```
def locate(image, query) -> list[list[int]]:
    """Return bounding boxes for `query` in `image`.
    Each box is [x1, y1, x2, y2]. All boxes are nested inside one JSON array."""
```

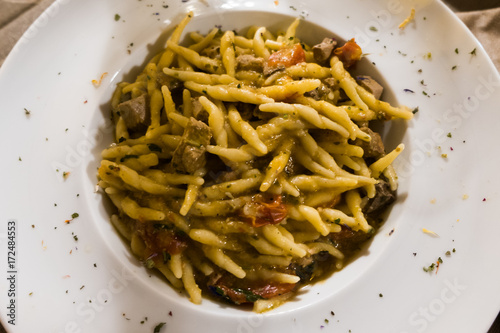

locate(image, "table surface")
[[0, 0, 499, 332]]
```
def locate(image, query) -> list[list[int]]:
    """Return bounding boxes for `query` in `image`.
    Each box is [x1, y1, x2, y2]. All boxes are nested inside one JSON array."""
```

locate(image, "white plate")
[[1, 0, 499, 332]]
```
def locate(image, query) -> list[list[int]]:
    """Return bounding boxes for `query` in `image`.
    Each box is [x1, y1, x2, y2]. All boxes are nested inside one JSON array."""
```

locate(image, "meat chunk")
[[117, 94, 150, 130], [363, 179, 396, 215], [236, 54, 265, 72], [305, 82, 334, 101], [312, 38, 337, 63], [356, 75, 384, 100], [156, 71, 182, 91], [190, 97, 209, 122], [355, 127, 385, 158], [201, 45, 221, 59], [328, 225, 372, 255], [171, 117, 212, 174]]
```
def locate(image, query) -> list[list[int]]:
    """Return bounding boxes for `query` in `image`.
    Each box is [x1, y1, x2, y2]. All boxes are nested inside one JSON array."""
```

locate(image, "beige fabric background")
[[0, 0, 498, 332]]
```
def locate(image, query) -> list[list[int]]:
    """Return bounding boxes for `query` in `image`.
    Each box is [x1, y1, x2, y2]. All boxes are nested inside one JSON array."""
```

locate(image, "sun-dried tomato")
[[334, 38, 362, 67]]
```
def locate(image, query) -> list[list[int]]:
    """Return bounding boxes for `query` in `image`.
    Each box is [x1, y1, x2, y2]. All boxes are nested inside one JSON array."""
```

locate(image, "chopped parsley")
[[470, 48, 477, 55], [233, 288, 263, 302], [120, 155, 139, 162], [147, 143, 162, 152], [447, 132, 452, 138], [71, 213, 79, 219], [452, 65, 457, 70], [369, 26, 378, 32], [114, 14, 121, 21], [154, 322, 166, 333], [423, 263, 436, 272]]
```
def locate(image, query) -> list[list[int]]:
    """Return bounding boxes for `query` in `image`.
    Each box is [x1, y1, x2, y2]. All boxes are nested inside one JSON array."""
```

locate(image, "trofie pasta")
[[98, 12, 413, 312]]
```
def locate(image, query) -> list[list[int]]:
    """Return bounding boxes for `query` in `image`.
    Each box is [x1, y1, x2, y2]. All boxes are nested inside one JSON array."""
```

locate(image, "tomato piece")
[[334, 38, 362, 67], [136, 222, 188, 261], [240, 195, 287, 227], [267, 43, 306, 69], [209, 273, 296, 304]]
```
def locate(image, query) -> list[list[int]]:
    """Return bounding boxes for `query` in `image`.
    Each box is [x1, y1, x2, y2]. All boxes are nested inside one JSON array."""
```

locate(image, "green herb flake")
[[423, 263, 436, 272], [455, 48, 459, 54], [369, 26, 378, 32], [154, 322, 166, 333], [120, 154, 139, 162], [145, 259, 155, 269], [148, 143, 162, 152], [233, 288, 262, 302], [437, 257, 443, 264], [71, 213, 79, 219], [379, 293, 383, 297], [114, 14, 121, 21], [445, 250, 451, 256], [162, 250, 170, 263], [447, 132, 452, 138], [73, 235, 78, 241], [470, 48, 477, 56], [452, 65, 457, 70], [24, 108, 31, 116], [412, 107, 419, 114], [237, 83, 242, 88], [214, 286, 225, 296], [453, 248, 456, 253]]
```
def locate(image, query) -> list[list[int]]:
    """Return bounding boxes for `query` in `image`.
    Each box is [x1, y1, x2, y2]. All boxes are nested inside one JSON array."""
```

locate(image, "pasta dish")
[[97, 12, 412, 312]]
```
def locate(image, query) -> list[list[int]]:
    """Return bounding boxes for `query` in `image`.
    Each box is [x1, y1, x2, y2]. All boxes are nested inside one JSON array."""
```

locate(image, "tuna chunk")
[[355, 127, 385, 158], [312, 38, 337, 63], [363, 180, 396, 215], [328, 225, 372, 255], [201, 45, 221, 59], [236, 54, 265, 72], [356, 75, 384, 100], [190, 97, 209, 122], [171, 117, 212, 174], [117, 94, 150, 130]]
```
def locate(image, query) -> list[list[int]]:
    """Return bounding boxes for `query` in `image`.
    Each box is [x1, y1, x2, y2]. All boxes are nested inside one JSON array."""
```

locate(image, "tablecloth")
[[0, 0, 499, 332]]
